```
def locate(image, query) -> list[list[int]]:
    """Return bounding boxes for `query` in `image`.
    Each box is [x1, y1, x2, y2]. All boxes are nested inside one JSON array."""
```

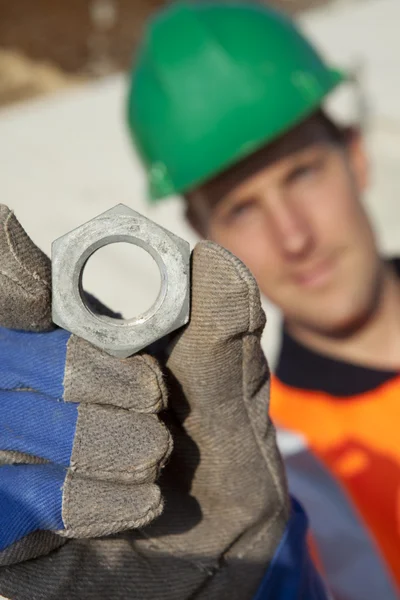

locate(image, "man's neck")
[[287, 263, 400, 371]]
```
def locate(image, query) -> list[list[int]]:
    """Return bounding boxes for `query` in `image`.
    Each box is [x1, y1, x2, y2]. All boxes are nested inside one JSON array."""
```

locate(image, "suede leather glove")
[[0, 205, 290, 600]]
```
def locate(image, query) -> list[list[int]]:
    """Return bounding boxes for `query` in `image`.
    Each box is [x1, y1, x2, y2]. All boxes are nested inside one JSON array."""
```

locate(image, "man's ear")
[[345, 127, 369, 193]]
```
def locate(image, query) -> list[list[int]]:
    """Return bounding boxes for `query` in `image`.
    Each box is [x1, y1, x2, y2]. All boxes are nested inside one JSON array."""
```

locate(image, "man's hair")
[[318, 110, 347, 145]]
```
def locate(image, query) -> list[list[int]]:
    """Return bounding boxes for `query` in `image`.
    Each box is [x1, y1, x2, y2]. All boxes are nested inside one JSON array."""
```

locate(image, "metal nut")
[[52, 204, 190, 358]]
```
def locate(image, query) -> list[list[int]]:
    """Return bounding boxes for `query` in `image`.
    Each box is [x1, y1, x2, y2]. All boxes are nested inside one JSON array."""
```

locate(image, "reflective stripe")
[[277, 429, 398, 600]]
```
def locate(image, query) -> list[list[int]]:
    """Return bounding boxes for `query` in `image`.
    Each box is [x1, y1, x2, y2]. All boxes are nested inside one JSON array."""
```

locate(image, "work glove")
[[0, 204, 290, 600], [0, 204, 172, 562]]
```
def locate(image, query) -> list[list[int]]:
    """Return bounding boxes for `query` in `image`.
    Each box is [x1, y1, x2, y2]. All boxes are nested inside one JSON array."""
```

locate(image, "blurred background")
[[0, 0, 399, 366]]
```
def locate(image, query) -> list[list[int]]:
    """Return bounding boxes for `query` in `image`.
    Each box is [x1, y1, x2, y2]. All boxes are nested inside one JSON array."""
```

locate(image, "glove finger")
[[0, 327, 167, 414], [0, 464, 65, 551], [0, 464, 163, 550], [62, 473, 163, 538], [168, 240, 269, 424], [1, 388, 172, 483], [71, 404, 173, 484], [0, 326, 70, 398], [0, 390, 77, 466], [64, 336, 168, 413], [0, 205, 52, 332], [167, 241, 282, 500]]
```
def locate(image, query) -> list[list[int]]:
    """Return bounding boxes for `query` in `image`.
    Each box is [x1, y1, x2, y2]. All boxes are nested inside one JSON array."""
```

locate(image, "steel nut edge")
[[52, 204, 191, 358]]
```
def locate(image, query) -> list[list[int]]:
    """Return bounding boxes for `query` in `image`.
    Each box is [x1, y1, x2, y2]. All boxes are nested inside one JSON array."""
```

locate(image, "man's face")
[[187, 115, 381, 337]]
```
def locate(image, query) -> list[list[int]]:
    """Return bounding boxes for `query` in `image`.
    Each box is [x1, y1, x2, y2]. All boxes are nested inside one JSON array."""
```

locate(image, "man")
[[0, 198, 321, 595], [126, 2, 400, 598], [0, 3, 395, 600], [0, 4, 328, 597]]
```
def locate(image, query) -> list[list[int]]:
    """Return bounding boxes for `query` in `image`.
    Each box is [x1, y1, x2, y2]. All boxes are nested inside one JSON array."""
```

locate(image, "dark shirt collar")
[[275, 331, 398, 397], [275, 259, 400, 398]]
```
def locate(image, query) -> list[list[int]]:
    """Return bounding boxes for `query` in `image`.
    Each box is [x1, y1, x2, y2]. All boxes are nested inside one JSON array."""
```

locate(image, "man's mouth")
[[291, 257, 336, 289]]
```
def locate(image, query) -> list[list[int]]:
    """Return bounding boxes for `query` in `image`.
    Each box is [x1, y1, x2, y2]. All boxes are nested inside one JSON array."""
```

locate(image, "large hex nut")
[[52, 204, 190, 358]]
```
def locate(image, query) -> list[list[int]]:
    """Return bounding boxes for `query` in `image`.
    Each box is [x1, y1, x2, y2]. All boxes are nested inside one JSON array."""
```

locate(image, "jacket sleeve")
[[254, 499, 331, 600]]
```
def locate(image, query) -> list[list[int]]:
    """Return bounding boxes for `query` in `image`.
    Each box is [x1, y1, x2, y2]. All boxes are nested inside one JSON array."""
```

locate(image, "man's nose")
[[267, 197, 314, 258]]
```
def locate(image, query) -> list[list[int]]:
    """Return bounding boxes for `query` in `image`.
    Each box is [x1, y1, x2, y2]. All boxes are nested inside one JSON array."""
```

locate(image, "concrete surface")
[[0, 0, 399, 367]]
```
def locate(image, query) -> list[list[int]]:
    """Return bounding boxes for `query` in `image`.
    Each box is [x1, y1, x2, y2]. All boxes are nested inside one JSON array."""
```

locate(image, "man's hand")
[[145, 240, 290, 597], [0, 205, 290, 599], [0, 205, 171, 554]]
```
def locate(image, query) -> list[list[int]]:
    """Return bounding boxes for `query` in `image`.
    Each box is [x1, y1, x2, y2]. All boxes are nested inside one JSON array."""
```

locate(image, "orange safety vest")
[[271, 332, 399, 600]]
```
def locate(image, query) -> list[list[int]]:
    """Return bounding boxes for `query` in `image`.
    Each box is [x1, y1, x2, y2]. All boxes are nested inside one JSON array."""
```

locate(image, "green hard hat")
[[127, 2, 344, 201]]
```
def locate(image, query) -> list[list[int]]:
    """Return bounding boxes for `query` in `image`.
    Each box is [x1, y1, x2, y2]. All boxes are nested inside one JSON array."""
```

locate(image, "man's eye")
[[224, 201, 255, 222], [231, 203, 251, 216], [288, 161, 322, 183], [213, 200, 256, 227]]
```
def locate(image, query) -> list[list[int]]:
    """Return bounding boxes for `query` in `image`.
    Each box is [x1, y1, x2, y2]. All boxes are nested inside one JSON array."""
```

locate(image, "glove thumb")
[[0, 205, 52, 331]]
